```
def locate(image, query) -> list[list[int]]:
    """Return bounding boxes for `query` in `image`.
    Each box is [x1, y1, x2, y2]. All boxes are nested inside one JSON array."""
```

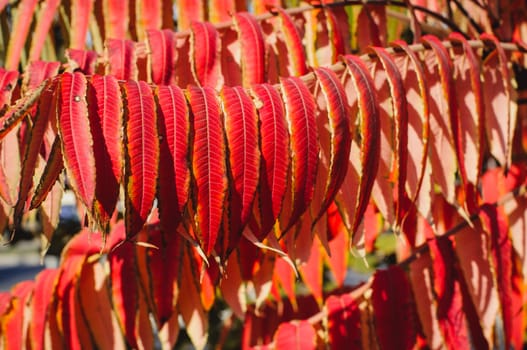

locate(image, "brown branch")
[[398, 183, 527, 269], [173, 0, 456, 39]]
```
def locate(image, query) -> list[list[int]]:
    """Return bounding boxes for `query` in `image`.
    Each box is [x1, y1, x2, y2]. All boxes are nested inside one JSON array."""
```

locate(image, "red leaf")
[[146, 29, 174, 85], [480, 204, 522, 349], [421, 35, 458, 204], [367, 46, 408, 227], [30, 269, 60, 350], [325, 202, 349, 287], [208, 0, 236, 23], [356, 5, 387, 52], [58, 72, 96, 210], [371, 266, 417, 350], [220, 85, 260, 248], [134, 0, 163, 38], [102, 0, 129, 40], [341, 55, 381, 236], [22, 61, 60, 92], [311, 67, 351, 225], [279, 76, 319, 233], [5, 0, 39, 70], [65, 49, 98, 75], [88, 74, 123, 231], [14, 81, 56, 223], [448, 33, 484, 213], [190, 21, 222, 88], [69, 0, 93, 49], [122, 80, 159, 238], [0, 69, 18, 110], [3, 281, 34, 349], [187, 85, 227, 255], [136, 226, 182, 326], [451, 213, 499, 344], [251, 83, 289, 239], [274, 320, 316, 350], [270, 7, 308, 77], [30, 136, 64, 210], [108, 223, 139, 348], [233, 12, 266, 87], [178, 245, 209, 349], [409, 251, 446, 349], [303, 7, 344, 67], [28, 0, 61, 61], [481, 33, 515, 169], [78, 262, 126, 349], [104, 39, 138, 80], [326, 293, 362, 349], [155, 85, 190, 233], [390, 40, 430, 218], [175, 0, 204, 30]]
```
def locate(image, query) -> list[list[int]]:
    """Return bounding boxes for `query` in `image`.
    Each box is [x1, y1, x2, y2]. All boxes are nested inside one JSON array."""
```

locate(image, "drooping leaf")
[[481, 33, 516, 170], [187, 85, 227, 255], [189, 21, 222, 88], [480, 204, 522, 349], [104, 39, 138, 80], [178, 245, 209, 350], [326, 293, 362, 349], [366, 46, 408, 228], [208, 0, 236, 23], [14, 81, 56, 224], [102, 0, 129, 40], [2, 281, 34, 349], [5, 0, 39, 70], [58, 72, 96, 211], [107, 223, 139, 348], [69, 0, 93, 50], [30, 269, 60, 350], [78, 261, 126, 349], [122, 80, 159, 238], [451, 213, 499, 344], [155, 85, 190, 234], [28, 0, 61, 61], [251, 83, 289, 239], [356, 5, 387, 52], [30, 136, 64, 210], [0, 80, 47, 139], [87, 74, 123, 232], [0, 124, 21, 218], [341, 54, 381, 237], [22, 61, 61, 93], [302, 7, 344, 68], [0, 69, 19, 111], [421, 35, 458, 204], [65, 49, 98, 75], [233, 12, 266, 87], [134, 0, 163, 40], [279, 76, 319, 233], [448, 32, 484, 213], [175, 0, 204, 30], [274, 320, 317, 350], [325, 202, 349, 287], [371, 266, 417, 350], [311, 67, 351, 226], [390, 40, 430, 219], [270, 7, 309, 77], [409, 250, 446, 349], [220, 85, 260, 252], [146, 29, 175, 85]]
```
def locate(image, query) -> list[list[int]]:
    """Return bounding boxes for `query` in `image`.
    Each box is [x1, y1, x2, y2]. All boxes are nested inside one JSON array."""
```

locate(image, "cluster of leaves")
[[0, 0, 527, 349]]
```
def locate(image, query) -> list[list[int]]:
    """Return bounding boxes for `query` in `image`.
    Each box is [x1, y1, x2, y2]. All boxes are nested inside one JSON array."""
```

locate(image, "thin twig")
[[398, 183, 527, 269]]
